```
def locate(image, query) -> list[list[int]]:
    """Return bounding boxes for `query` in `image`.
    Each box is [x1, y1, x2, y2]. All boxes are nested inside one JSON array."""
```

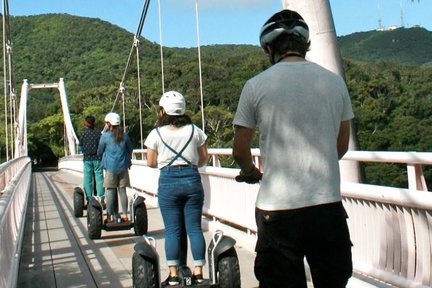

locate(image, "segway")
[[132, 230, 241, 288], [87, 191, 148, 239]]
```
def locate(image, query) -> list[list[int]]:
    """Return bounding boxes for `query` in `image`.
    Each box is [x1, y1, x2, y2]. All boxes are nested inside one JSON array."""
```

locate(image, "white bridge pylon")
[[281, 0, 360, 183], [14, 78, 79, 158]]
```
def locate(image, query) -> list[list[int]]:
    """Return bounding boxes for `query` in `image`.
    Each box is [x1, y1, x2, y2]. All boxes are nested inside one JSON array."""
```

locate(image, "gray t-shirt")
[[233, 61, 354, 211], [144, 124, 207, 169]]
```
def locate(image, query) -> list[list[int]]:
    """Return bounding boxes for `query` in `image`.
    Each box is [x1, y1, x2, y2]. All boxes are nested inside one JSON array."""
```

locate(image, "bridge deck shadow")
[[17, 170, 259, 288], [17, 170, 394, 288]]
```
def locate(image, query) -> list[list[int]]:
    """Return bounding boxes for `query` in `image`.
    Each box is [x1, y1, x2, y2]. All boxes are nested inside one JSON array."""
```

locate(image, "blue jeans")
[[158, 166, 206, 267], [83, 160, 104, 200]]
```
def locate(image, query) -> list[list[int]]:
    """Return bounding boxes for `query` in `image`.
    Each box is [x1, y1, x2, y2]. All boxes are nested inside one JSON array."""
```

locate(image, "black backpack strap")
[[156, 124, 195, 166]]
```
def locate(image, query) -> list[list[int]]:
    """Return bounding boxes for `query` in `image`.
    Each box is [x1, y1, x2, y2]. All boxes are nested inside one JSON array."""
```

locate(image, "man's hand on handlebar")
[[235, 166, 262, 184]]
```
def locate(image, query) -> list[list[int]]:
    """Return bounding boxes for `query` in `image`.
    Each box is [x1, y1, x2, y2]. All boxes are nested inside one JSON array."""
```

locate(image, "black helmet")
[[259, 9, 309, 54]]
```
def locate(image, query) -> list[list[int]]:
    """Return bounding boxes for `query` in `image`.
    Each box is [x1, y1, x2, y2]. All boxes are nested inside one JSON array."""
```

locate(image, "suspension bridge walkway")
[[2, 149, 432, 287], [1, 1, 432, 287]]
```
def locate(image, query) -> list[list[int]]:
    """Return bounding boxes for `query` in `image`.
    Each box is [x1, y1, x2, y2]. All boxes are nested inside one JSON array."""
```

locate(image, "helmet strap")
[[270, 53, 277, 65]]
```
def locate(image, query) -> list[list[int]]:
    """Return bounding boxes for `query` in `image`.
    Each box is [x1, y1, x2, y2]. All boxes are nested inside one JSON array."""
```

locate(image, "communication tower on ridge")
[[400, 0, 405, 28], [376, 2, 384, 31]]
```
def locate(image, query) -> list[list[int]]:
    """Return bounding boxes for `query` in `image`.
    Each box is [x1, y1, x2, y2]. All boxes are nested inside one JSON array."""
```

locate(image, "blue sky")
[[9, 0, 432, 48]]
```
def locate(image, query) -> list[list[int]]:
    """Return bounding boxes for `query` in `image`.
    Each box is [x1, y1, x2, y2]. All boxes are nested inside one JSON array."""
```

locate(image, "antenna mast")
[[377, 2, 383, 31], [400, 0, 405, 28]]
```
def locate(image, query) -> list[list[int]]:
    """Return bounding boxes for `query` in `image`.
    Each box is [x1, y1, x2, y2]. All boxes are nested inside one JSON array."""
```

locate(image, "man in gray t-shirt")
[[232, 9, 353, 288]]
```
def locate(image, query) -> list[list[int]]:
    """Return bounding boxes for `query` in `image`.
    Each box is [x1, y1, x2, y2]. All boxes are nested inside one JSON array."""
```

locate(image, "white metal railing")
[[342, 151, 432, 192], [0, 157, 31, 195], [342, 182, 432, 288], [57, 154, 83, 173], [133, 148, 431, 192], [0, 157, 32, 288], [58, 149, 432, 287]]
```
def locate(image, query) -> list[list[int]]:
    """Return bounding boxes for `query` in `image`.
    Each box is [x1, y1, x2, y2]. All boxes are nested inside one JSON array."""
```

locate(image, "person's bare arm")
[[337, 120, 351, 159], [233, 126, 254, 171], [146, 148, 158, 168], [233, 125, 262, 181], [197, 144, 208, 167]]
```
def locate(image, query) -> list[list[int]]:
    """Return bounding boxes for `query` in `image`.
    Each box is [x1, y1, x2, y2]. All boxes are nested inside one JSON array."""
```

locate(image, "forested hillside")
[[338, 27, 432, 66], [1, 14, 432, 187]]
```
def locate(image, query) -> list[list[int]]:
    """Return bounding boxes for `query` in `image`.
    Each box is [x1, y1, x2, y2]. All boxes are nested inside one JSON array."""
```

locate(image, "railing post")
[[407, 164, 428, 191], [212, 155, 220, 167]]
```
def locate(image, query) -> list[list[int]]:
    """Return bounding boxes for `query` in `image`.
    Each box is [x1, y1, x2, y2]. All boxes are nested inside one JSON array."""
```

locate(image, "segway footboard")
[[178, 265, 193, 287], [104, 221, 134, 231], [161, 265, 211, 287]]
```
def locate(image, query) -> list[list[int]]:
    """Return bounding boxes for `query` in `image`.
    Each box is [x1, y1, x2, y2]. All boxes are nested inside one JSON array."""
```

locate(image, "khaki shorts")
[[104, 170, 130, 188]]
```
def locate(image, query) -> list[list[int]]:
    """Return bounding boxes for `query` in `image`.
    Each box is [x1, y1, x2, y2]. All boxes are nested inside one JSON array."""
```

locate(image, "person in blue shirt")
[[78, 115, 105, 205], [98, 112, 133, 223]]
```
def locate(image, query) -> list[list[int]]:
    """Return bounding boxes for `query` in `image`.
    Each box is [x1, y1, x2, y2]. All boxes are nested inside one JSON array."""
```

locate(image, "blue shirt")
[[98, 130, 133, 173]]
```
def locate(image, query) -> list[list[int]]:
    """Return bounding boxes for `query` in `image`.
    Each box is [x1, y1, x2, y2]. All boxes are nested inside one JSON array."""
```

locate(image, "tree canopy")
[[1, 14, 432, 187]]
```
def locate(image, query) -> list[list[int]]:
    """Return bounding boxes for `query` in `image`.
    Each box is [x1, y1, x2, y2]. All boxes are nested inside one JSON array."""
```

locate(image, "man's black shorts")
[[255, 201, 353, 288]]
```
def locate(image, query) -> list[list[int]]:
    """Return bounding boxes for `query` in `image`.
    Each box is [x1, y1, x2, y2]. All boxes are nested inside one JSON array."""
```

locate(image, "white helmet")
[[159, 91, 186, 116], [104, 112, 121, 126]]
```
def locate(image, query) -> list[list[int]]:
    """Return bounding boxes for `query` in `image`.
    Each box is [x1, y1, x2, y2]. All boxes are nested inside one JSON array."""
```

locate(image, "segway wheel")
[[73, 187, 85, 217], [134, 203, 148, 236], [132, 252, 158, 288], [217, 248, 241, 288], [87, 204, 102, 239]]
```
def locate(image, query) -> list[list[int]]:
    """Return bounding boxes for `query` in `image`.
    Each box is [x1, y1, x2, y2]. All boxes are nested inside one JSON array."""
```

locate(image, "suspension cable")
[[2, 0, 14, 161], [5, 0, 14, 155], [2, 36, 9, 161], [194, 0, 205, 132], [135, 36, 144, 150], [110, 0, 151, 113], [7, 45, 15, 154], [105, 0, 151, 136], [157, 0, 165, 94]]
